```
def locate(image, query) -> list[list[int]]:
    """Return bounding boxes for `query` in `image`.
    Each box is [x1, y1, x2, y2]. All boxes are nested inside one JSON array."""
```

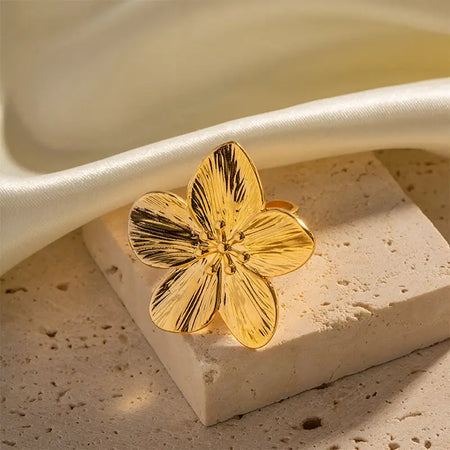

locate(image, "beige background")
[[1, 149, 448, 449]]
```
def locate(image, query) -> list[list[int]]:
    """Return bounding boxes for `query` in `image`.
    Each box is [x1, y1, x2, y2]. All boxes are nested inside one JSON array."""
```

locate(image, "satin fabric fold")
[[1, 79, 449, 274], [1, 1, 449, 274]]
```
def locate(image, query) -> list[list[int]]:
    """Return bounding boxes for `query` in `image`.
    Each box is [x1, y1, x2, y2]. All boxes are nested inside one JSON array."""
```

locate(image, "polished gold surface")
[[265, 199, 299, 215], [129, 192, 200, 268], [238, 209, 315, 278], [220, 262, 278, 349], [150, 255, 220, 333], [187, 141, 265, 238], [128, 141, 315, 348]]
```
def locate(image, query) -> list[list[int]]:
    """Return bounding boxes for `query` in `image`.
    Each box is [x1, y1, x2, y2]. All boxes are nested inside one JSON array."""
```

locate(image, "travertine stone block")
[[82, 152, 450, 425]]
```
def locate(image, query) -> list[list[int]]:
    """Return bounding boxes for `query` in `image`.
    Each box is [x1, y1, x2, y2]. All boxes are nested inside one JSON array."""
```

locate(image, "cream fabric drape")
[[1, 0, 449, 274]]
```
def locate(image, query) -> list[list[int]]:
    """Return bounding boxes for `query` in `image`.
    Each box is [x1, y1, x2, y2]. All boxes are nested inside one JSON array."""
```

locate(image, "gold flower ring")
[[128, 142, 315, 348]]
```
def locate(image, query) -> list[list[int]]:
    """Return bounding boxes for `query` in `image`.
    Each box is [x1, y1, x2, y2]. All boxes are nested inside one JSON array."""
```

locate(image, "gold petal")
[[219, 263, 278, 349], [239, 209, 315, 277], [150, 256, 221, 333], [187, 141, 264, 239], [129, 192, 200, 268]]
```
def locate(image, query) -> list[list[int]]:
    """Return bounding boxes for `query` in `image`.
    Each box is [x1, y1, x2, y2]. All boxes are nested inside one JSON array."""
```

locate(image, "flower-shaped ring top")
[[128, 142, 315, 348]]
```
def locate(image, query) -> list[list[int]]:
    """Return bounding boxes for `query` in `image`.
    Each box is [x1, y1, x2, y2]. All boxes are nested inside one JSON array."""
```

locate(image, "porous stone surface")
[[82, 151, 450, 426], [1, 149, 449, 449], [1, 231, 449, 449], [376, 149, 449, 242]]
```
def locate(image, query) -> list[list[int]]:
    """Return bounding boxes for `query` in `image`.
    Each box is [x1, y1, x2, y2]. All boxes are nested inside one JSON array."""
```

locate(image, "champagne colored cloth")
[[1, 0, 449, 274]]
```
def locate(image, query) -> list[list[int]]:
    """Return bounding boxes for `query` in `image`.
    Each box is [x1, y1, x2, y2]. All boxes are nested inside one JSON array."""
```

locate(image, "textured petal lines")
[[150, 256, 221, 333], [128, 192, 200, 268], [219, 263, 278, 349], [239, 209, 315, 277], [187, 142, 264, 238]]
